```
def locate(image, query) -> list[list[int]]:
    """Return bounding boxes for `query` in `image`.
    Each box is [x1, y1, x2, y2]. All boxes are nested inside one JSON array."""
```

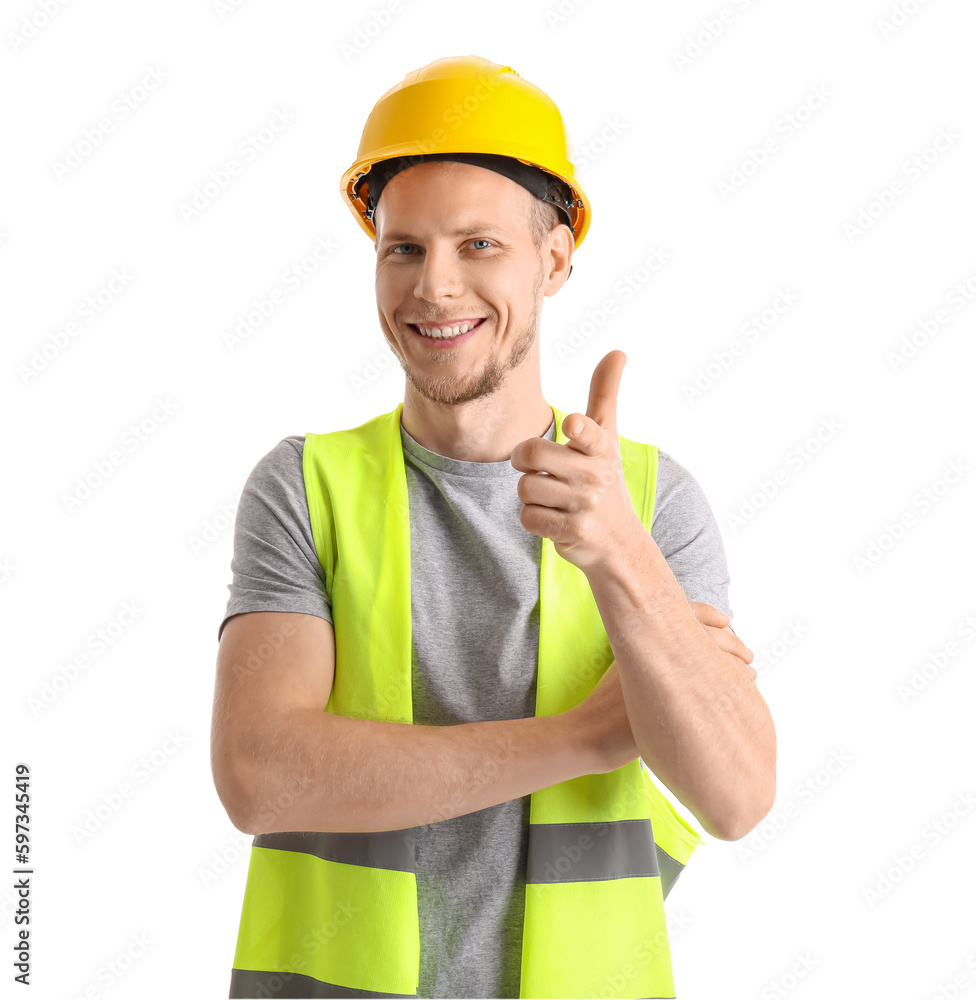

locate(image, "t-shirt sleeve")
[[651, 448, 734, 624], [217, 434, 332, 643]]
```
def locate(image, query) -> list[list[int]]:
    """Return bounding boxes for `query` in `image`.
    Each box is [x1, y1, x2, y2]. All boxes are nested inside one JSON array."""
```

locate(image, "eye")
[[470, 239, 493, 250], [389, 244, 416, 255]]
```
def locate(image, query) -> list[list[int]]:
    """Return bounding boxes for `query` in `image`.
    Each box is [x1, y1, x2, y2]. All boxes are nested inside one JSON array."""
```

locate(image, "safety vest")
[[229, 402, 703, 1000]]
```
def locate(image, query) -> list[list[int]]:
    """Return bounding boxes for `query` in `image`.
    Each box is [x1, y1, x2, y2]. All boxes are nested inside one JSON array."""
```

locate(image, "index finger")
[[688, 601, 731, 628]]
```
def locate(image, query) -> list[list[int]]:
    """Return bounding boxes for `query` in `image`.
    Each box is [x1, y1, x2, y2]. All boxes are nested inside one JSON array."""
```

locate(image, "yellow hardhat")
[[340, 55, 591, 249]]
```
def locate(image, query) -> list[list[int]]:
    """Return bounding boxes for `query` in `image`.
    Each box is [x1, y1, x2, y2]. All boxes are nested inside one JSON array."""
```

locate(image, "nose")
[[413, 244, 464, 303]]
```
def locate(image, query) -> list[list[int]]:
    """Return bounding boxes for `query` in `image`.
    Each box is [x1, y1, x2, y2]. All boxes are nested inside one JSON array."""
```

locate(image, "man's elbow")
[[717, 726, 778, 841], [215, 784, 258, 835], [212, 750, 262, 835], [713, 781, 777, 842]]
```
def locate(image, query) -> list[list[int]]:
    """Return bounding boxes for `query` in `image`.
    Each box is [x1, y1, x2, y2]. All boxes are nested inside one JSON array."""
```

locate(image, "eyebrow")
[[378, 223, 511, 244]]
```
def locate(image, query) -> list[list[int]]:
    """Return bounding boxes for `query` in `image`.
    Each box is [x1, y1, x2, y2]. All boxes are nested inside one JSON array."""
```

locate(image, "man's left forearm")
[[585, 523, 776, 841]]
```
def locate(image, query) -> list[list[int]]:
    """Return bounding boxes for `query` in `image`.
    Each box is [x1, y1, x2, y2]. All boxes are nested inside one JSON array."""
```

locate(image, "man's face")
[[373, 160, 554, 407]]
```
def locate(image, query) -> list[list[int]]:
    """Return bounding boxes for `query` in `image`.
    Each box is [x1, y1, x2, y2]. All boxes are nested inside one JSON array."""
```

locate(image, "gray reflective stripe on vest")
[[526, 819, 660, 883], [656, 844, 686, 901], [253, 830, 416, 872], [229, 968, 416, 998]]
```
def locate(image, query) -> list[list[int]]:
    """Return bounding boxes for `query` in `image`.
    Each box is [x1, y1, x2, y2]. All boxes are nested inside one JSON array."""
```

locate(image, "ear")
[[543, 222, 574, 297]]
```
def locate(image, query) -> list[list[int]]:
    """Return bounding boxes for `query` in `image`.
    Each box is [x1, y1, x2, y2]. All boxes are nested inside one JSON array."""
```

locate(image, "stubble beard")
[[395, 268, 543, 407]]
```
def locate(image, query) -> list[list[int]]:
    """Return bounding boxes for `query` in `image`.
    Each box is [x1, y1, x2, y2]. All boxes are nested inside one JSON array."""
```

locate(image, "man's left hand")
[[511, 349, 641, 572]]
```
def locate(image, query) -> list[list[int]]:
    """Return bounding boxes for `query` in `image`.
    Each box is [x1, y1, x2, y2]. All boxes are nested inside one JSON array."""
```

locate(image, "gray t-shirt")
[[219, 414, 733, 1000]]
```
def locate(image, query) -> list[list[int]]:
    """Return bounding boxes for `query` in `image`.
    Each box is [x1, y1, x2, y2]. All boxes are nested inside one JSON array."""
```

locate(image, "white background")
[[3, 0, 975, 997]]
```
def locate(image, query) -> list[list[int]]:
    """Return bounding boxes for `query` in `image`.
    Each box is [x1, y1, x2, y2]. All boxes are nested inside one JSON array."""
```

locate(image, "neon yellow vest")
[[229, 402, 703, 999]]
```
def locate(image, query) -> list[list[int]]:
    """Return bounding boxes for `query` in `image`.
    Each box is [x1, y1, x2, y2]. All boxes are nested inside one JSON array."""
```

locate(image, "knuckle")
[[582, 489, 601, 510]]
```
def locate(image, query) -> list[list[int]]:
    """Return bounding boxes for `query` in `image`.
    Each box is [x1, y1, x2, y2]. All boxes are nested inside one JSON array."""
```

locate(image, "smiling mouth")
[[408, 318, 486, 340]]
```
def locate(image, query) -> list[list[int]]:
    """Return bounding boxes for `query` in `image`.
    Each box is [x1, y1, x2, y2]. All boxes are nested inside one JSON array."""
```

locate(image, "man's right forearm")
[[234, 707, 597, 834]]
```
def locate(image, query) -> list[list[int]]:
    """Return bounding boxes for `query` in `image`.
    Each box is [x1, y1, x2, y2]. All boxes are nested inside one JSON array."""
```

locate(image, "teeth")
[[417, 321, 479, 338]]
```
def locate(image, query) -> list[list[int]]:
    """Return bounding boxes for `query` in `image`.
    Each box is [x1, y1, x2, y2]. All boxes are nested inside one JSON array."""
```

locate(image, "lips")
[[409, 318, 485, 339], [407, 317, 486, 347]]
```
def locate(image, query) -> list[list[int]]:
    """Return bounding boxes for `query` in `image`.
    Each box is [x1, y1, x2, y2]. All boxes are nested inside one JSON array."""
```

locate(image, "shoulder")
[[654, 448, 715, 525], [652, 447, 733, 621], [234, 435, 312, 544], [242, 435, 306, 495]]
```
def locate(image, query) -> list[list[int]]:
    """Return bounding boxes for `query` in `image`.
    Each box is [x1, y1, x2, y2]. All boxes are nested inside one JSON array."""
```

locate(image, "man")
[[211, 55, 776, 1000]]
